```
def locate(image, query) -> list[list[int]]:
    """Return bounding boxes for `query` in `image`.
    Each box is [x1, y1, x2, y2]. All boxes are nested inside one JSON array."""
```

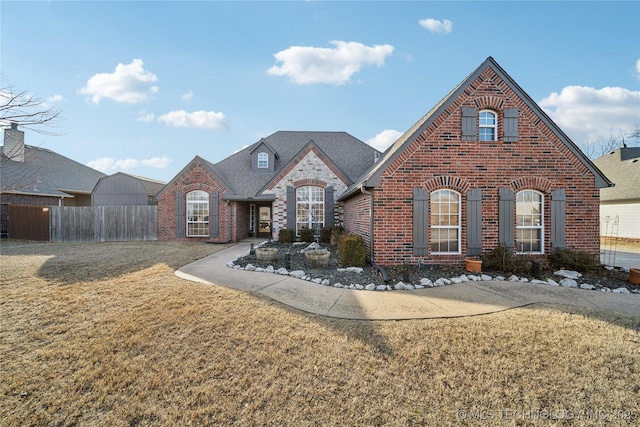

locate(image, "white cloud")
[[137, 109, 155, 122], [539, 85, 640, 144], [366, 129, 403, 151], [419, 18, 453, 34], [79, 59, 159, 104], [141, 156, 172, 169], [157, 109, 227, 130], [181, 90, 194, 100], [87, 156, 171, 173], [634, 59, 640, 79], [267, 40, 394, 85], [46, 94, 65, 103]]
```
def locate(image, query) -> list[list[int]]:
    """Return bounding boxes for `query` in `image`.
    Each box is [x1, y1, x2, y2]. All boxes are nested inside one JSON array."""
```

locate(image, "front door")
[[258, 206, 272, 238]]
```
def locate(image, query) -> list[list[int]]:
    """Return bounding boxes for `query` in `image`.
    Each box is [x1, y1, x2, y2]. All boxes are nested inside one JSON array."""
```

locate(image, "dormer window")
[[479, 110, 497, 141], [258, 152, 268, 168]]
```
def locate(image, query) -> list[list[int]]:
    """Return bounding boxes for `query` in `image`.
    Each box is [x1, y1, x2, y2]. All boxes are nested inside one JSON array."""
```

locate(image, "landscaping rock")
[[580, 284, 596, 290], [613, 287, 631, 294], [365, 284, 376, 291], [560, 278, 578, 288], [554, 269, 582, 279]]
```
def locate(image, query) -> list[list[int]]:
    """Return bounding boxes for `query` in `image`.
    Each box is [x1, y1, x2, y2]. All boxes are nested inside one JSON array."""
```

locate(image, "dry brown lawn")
[[1, 240, 639, 426]]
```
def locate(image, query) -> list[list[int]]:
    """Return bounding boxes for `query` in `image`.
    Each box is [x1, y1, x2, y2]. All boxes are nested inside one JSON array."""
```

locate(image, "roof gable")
[[212, 131, 380, 198], [154, 155, 237, 200], [340, 57, 612, 200]]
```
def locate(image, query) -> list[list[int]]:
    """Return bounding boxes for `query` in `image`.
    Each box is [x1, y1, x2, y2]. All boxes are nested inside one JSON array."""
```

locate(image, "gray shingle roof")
[[592, 147, 640, 202], [213, 131, 380, 198], [1, 145, 106, 197]]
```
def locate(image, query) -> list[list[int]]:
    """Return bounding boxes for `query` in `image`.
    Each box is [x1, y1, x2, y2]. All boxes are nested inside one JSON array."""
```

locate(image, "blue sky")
[[2, 1, 639, 183]]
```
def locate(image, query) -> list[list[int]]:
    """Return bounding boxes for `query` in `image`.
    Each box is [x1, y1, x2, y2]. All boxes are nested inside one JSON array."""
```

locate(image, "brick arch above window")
[[293, 178, 327, 188], [472, 97, 505, 111], [423, 176, 471, 194], [510, 176, 553, 194]]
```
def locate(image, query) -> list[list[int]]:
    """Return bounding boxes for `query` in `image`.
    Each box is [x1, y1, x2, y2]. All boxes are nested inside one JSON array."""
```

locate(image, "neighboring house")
[[156, 131, 381, 242], [92, 172, 166, 206], [592, 146, 640, 240], [339, 57, 612, 266], [1, 123, 106, 236]]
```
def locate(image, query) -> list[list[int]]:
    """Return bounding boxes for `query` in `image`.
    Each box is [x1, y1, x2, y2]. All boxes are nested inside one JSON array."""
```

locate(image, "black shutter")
[[550, 189, 566, 253], [462, 107, 478, 141], [324, 186, 334, 228], [466, 188, 483, 256], [286, 186, 295, 231], [209, 191, 219, 238], [175, 191, 184, 238], [498, 188, 515, 250], [504, 108, 519, 142], [413, 188, 429, 256]]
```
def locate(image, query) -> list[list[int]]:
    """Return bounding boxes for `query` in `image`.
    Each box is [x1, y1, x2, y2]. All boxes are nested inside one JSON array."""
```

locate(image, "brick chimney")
[[3, 122, 25, 162]]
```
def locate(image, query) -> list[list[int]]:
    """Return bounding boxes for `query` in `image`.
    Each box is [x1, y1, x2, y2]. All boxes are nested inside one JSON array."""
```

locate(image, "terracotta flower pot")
[[465, 258, 482, 273], [629, 268, 640, 285]]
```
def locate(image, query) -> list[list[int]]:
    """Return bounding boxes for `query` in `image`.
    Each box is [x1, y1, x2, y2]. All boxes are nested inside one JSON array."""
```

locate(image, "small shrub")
[[300, 228, 315, 243], [548, 247, 600, 273], [330, 226, 344, 246], [278, 228, 295, 244], [481, 245, 532, 275], [338, 234, 366, 267], [319, 227, 332, 244]]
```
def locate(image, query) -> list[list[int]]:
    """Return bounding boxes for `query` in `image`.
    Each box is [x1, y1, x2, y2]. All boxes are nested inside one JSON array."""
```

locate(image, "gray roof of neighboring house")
[[1, 145, 106, 198], [122, 173, 166, 197], [592, 147, 640, 202], [340, 56, 613, 200], [213, 131, 380, 198]]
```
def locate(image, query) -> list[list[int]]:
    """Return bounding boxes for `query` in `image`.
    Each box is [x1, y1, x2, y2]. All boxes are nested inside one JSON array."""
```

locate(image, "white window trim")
[[186, 190, 209, 237], [430, 189, 461, 255], [516, 189, 545, 254], [479, 110, 497, 141], [296, 186, 324, 236], [257, 152, 268, 168]]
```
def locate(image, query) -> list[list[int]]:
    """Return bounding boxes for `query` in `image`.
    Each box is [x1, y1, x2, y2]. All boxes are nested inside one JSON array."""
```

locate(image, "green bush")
[[338, 234, 366, 267], [548, 247, 600, 273], [278, 228, 295, 244], [300, 228, 315, 243], [319, 227, 332, 244]]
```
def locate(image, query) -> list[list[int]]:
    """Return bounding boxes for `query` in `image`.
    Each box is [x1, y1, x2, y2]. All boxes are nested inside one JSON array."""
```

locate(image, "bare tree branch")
[[0, 82, 61, 135]]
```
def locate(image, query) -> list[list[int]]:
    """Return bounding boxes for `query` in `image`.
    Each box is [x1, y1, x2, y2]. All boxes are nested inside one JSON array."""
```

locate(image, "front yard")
[[1, 240, 639, 426]]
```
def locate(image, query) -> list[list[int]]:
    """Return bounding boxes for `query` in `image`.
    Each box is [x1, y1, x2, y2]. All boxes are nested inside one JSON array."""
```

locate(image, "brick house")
[[156, 131, 381, 242], [339, 57, 612, 266], [1, 123, 107, 237]]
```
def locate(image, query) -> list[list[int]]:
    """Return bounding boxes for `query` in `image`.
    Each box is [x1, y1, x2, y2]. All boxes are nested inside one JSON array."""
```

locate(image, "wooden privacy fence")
[[8, 205, 51, 241], [50, 206, 157, 242]]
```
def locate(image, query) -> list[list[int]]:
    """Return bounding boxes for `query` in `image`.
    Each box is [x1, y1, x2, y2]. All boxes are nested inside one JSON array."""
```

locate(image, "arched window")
[[479, 110, 497, 141], [430, 189, 461, 254], [296, 186, 324, 236], [257, 152, 268, 168], [516, 190, 544, 253], [186, 190, 209, 237]]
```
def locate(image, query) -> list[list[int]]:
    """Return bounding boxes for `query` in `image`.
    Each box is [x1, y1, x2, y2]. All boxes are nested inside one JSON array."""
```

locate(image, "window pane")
[[429, 189, 460, 253]]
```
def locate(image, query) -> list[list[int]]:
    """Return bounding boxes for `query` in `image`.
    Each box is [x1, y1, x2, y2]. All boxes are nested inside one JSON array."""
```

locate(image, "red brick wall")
[[350, 66, 601, 266], [342, 191, 372, 254], [157, 159, 231, 242]]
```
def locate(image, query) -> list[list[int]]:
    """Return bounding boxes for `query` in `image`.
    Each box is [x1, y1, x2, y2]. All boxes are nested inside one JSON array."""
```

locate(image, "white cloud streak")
[[137, 109, 155, 122], [635, 59, 640, 80], [366, 129, 403, 151], [87, 156, 172, 173], [267, 41, 394, 85], [419, 18, 453, 34], [157, 110, 227, 130], [182, 90, 194, 100], [539, 85, 640, 143], [79, 59, 159, 104]]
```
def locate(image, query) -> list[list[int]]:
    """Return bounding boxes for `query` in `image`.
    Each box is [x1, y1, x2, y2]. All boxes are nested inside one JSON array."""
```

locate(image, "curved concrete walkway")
[[176, 241, 640, 320]]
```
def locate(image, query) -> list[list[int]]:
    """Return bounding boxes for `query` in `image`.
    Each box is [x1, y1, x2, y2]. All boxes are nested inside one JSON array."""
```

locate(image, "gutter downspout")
[[359, 184, 389, 282]]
